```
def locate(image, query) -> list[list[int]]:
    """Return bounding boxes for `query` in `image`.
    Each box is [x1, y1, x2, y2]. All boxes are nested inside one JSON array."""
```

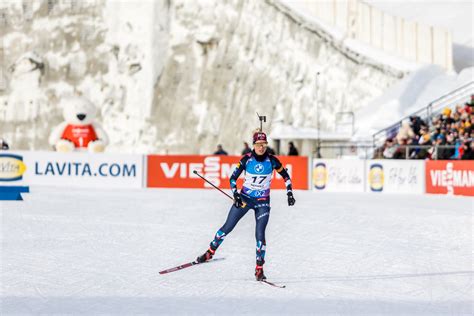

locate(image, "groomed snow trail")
[[1, 187, 472, 315]]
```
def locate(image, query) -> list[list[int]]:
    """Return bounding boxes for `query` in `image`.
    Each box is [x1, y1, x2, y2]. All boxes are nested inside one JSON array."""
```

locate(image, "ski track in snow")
[[1, 187, 473, 315]]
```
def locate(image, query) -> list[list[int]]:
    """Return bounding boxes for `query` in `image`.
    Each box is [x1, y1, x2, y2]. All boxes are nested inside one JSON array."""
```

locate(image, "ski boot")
[[196, 247, 215, 263], [255, 261, 267, 281]]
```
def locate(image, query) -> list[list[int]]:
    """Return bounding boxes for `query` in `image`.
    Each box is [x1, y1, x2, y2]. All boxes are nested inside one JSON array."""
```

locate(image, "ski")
[[259, 280, 286, 288], [159, 258, 225, 275]]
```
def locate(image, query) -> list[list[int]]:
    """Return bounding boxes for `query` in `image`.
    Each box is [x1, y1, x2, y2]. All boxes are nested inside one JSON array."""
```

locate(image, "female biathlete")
[[196, 130, 295, 281]]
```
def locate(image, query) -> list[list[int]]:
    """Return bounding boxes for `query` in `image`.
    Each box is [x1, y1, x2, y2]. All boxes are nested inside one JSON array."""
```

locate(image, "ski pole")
[[192, 170, 234, 201]]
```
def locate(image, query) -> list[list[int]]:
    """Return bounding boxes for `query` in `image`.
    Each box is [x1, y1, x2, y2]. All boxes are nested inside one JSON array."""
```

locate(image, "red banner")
[[425, 160, 474, 196], [147, 155, 308, 190]]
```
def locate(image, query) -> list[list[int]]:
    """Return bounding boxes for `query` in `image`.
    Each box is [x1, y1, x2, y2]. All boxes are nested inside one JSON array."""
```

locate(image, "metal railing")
[[372, 81, 474, 147], [315, 144, 462, 160], [374, 145, 460, 160], [315, 144, 374, 159]]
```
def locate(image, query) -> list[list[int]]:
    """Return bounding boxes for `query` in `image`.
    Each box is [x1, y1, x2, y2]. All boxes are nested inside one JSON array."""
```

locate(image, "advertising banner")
[[0, 151, 144, 188], [312, 159, 365, 192], [425, 160, 474, 196], [147, 155, 308, 189], [366, 160, 425, 194]]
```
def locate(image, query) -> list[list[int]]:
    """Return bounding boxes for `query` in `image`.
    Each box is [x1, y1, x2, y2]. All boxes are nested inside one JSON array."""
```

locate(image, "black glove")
[[233, 192, 243, 208], [287, 191, 295, 206]]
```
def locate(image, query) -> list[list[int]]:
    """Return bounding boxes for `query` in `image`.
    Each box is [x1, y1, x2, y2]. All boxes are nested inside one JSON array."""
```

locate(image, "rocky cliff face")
[[0, 0, 401, 155]]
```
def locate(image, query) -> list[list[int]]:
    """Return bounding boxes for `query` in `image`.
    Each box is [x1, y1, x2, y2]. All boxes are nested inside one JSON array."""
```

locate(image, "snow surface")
[[353, 66, 474, 141], [1, 187, 472, 315]]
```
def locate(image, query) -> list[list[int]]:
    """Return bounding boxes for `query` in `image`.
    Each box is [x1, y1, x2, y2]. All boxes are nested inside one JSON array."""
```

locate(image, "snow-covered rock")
[[1, 0, 406, 154]]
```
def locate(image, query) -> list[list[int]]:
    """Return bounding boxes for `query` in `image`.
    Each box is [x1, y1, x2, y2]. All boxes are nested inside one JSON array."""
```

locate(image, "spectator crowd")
[[377, 95, 474, 160]]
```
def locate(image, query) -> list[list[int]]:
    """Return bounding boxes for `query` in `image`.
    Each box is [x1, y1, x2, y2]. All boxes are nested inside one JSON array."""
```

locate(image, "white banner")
[[0, 151, 144, 188], [312, 159, 365, 192], [366, 160, 425, 194]]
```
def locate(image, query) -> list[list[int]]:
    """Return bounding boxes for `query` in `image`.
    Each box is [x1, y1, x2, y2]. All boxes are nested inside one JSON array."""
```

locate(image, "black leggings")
[[222, 203, 270, 240], [209, 197, 271, 263]]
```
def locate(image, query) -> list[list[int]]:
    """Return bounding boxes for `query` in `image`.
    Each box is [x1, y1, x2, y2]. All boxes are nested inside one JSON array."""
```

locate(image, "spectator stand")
[[372, 82, 474, 160], [372, 81, 474, 148]]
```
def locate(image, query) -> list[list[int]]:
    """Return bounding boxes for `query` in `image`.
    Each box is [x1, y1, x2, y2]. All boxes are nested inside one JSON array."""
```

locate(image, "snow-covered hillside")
[[0, 0, 402, 154], [1, 0, 472, 154], [281, 0, 474, 144], [353, 66, 474, 142], [0, 0, 168, 153]]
